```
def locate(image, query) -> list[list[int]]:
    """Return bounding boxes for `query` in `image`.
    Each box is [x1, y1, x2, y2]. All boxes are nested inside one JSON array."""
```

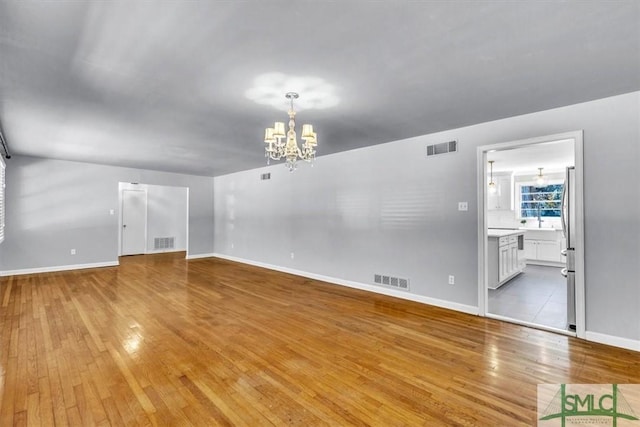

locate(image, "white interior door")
[[121, 190, 147, 255]]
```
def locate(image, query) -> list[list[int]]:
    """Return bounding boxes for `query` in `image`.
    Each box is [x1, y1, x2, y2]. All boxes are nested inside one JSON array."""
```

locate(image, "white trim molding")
[[212, 253, 479, 316], [186, 253, 216, 260], [477, 130, 586, 339], [585, 331, 640, 352], [0, 261, 119, 277]]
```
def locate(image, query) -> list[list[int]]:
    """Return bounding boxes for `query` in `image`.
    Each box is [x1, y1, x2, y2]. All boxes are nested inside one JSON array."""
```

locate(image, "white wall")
[[0, 156, 215, 273], [146, 184, 188, 253], [119, 182, 189, 254], [213, 91, 640, 347]]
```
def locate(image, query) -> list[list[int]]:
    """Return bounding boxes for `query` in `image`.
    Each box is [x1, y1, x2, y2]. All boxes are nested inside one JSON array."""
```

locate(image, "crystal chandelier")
[[263, 92, 317, 171]]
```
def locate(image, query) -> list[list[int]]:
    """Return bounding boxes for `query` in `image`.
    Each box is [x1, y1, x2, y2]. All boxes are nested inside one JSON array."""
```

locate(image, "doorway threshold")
[[486, 313, 576, 337]]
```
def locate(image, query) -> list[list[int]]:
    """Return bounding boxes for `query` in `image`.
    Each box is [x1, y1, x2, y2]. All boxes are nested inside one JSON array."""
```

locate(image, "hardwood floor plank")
[[36, 377, 54, 427], [1, 253, 639, 426], [46, 362, 69, 426], [25, 392, 40, 427], [0, 356, 17, 426], [100, 395, 125, 427], [1, 276, 13, 308], [65, 406, 82, 426], [70, 296, 107, 353], [105, 342, 156, 417]]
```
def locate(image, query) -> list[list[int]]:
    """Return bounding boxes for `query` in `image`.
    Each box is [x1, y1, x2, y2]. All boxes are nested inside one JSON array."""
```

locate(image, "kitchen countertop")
[[518, 227, 561, 231], [487, 228, 525, 238]]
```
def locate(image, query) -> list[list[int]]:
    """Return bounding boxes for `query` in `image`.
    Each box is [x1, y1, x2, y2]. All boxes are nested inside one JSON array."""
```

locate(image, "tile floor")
[[488, 264, 568, 330]]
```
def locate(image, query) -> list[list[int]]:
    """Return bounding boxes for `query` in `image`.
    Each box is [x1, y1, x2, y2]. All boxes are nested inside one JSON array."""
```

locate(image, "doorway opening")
[[477, 131, 585, 338], [118, 182, 189, 257]]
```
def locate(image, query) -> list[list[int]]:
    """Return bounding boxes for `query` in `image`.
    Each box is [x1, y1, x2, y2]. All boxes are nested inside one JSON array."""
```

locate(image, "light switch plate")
[[458, 202, 468, 211]]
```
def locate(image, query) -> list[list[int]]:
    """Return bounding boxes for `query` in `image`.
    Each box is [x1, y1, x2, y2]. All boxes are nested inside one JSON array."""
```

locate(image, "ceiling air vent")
[[260, 173, 271, 180], [427, 140, 457, 157]]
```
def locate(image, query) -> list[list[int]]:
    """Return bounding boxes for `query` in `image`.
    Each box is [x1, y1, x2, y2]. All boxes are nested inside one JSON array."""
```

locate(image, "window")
[[518, 181, 564, 218], [0, 157, 4, 244]]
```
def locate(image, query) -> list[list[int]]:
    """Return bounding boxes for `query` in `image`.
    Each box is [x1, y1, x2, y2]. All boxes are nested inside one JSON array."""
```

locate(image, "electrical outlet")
[[290, 252, 295, 259], [458, 202, 468, 211], [231, 243, 234, 249], [71, 249, 76, 255], [448, 275, 455, 285]]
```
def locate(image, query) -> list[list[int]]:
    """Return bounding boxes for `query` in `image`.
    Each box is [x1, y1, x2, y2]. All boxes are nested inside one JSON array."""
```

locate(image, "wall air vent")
[[154, 237, 175, 250], [426, 140, 457, 157], [374, 273, 410, 292], [260, 173, 271, 180]]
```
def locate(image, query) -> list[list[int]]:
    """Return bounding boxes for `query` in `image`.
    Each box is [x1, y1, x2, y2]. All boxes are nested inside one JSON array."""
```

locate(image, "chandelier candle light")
[[264, 92, 317, 171]]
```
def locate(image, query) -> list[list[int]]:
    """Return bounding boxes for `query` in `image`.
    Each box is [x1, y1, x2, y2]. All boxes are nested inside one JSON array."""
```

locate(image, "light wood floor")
[[1, 253, 638, 426]]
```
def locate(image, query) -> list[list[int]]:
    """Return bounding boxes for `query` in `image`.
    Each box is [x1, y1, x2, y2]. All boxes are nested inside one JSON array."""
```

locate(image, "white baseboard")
[[146, 249, 187, 255], [585, 331, 640, 352], [212, 253, 479, 316], [0, 261, 119, 277], [186, 253, 216, 260]]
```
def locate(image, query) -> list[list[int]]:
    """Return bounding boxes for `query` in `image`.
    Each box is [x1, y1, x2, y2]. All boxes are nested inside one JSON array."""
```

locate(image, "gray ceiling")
[[1, 1, 639, 177]]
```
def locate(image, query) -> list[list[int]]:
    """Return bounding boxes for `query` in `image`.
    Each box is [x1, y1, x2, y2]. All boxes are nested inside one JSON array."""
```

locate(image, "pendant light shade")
[[488, 160, 497, 194], [535, 167, 546, 186]]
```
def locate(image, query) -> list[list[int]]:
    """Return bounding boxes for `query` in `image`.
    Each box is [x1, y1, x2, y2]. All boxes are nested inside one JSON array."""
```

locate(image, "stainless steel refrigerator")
[[561, 166, 576, 331]]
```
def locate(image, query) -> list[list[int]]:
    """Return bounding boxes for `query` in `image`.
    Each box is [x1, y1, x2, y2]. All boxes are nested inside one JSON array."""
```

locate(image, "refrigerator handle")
[[561, 170, 568, 240]]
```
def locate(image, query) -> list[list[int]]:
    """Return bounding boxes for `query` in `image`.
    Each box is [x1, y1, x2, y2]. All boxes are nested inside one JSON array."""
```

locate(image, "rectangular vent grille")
[[427, 140, 457, 157], [260, 173, 271, 180], [154, 237, 175, 250], [374, 273, 410, 291]]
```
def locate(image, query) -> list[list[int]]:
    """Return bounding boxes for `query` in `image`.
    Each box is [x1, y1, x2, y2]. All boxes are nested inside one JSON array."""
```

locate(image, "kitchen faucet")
[[537, 202, 544, 228]]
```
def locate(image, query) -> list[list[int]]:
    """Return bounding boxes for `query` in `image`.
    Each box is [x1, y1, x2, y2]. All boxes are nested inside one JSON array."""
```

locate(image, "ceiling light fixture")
[[535, 167, 546, 186], [488, 160, 497, 194], [263, 92, 317, 172]]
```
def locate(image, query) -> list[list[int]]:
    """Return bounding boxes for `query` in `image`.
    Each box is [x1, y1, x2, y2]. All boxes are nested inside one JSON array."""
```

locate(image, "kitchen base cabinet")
[[488, 232, 525, 289], [523, 230, 566, 266]]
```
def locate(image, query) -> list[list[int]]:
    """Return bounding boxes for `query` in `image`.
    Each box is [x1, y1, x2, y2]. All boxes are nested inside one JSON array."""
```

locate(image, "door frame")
[[118, 182, 190, 258], [476, 130, 586, 339], [119, 187, 148, 256]]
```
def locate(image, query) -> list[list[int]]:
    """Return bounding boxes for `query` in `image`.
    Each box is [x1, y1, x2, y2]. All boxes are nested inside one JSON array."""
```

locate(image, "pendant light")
[[535, 167, 546, 186], [488, 161, 497, 193]]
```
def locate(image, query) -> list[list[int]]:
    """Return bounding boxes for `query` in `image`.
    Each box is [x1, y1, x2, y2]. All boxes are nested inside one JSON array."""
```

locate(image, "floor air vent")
[[154, 237, 175, 250], [427, 140, 457, 157], [374, 274, 410, 291]]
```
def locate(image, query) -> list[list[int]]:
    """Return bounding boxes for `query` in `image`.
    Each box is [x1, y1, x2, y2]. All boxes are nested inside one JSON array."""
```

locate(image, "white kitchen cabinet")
[[509, 243, 519, 272], [537, 241, 561, 262], [523, 229, 565, 265], [498, 244, 510, 282], [524, 241, 537, 260], [488, 231, 525, 289], [488, 174, 513, 211]]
